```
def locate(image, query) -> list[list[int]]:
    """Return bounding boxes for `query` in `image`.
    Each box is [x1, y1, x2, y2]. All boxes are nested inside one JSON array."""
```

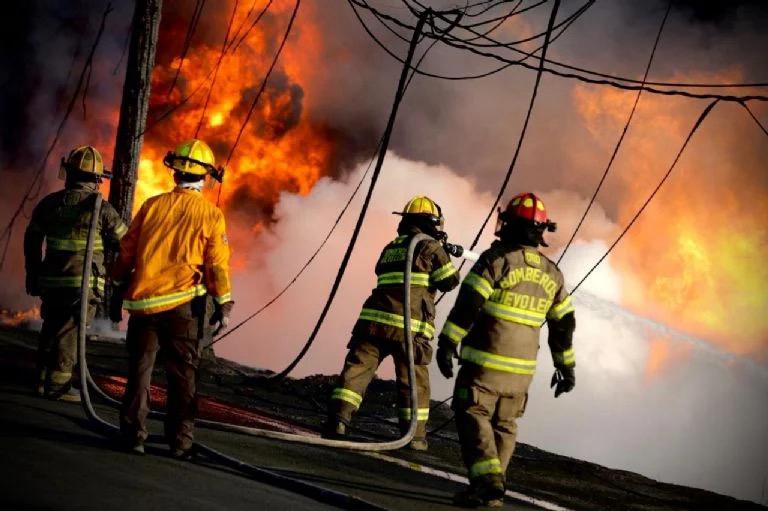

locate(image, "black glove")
[[550, 366, 575, 398], [436, 337, 458, 379], [26, 273, 40, 297], [210, 301, 234, 336]]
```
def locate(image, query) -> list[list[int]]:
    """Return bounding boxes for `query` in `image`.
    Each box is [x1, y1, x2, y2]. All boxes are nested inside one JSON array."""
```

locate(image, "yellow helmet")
[[59, 145, 110, 180], [394, 195, 445, 234], [162, 139, 224, 181], [401, 195, 441, 216]]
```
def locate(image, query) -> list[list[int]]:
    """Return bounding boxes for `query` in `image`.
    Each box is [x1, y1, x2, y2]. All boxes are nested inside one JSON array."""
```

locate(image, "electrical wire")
[[740, 101, 768, 137], [556, 0, 673, 266], [229, 0, 274, 54], [166, 0, 207, 98], [0, 2, 113, 271], [436, 0, 560, 297], [212, 19, 448, 346], [570, 99, 719, 294], [353, 0, 768, 96], [219, 0, 301, 205], [194, 0, 240, 137]]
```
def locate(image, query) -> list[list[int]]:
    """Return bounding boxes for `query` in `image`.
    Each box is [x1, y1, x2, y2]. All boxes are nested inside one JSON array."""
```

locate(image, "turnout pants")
[[452, 365, 528, 483], [36, 293, 96, 395], [329, 336, 432, 439], [120, 299, 208, 451]]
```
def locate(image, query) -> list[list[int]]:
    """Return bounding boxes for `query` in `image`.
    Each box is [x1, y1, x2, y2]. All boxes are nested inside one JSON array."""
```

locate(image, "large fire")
[[137, 0, 333, 231], [573, 81, 768, 366]]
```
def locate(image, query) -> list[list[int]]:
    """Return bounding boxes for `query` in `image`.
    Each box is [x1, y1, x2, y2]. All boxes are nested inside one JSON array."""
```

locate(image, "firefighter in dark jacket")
[[437, 192, 576, 507], [326, 196, 461, 450], [24, 146, 127, 402]]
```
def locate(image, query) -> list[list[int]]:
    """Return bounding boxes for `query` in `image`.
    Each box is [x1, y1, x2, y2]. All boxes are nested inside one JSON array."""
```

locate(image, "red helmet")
[[496, 192, 556, 243], [505, 192, 549, 223]]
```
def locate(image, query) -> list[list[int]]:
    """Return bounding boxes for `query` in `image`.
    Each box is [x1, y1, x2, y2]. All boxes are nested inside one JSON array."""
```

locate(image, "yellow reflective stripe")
[[460, 345, 537, 375], [358, 308, 435, 338], [393, 235, 408, 243], [441, 320, 468, 344], [399, 407, 430, 421], [483, 301, 546, 327], [553, 347, 575, 367], [39, 276, 105, 291], [49, 371, 73, 385], [331, 388, 362, 408], [469, 458, 503, 479], [548, 295, 575, 320], [214, 292, 233, 304], [463, 272, 493, 299], [114, 222, 128, 238], [376, 272, 430, 287], [123, 285, 207, 311], [46, 237, 104, 251], [430, 262, 458, 283]]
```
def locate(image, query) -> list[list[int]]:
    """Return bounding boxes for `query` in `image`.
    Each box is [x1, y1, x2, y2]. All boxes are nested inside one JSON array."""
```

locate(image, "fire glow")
[[573, 82, 768, 367], [137, 0, 333, 226]]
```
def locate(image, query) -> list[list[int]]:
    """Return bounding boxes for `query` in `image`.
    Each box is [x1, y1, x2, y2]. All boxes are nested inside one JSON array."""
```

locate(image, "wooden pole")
[[104, 0, 162, 319], [109, 0, 162, 223]]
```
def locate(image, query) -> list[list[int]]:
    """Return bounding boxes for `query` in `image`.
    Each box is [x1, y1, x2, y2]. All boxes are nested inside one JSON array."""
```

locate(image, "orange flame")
[[138, 0, 333, 223], [573, 76, 768, 361], [0, 307, 40, 327]]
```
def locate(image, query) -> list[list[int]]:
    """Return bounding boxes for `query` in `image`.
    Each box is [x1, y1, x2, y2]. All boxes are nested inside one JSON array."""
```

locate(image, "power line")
[[434, 0, 561, 306], [195, 0, 241, 137], [556, 0, 673, 266], [221, 0, 301, 199], [229, 0, 274, 54], [212, 7, 450, 347], [166, 0, 207, 98], [740, 101, 768, 137], [352, 0, 768, 97], [0, 2, 114, 271], [570, 100, 719, 294]]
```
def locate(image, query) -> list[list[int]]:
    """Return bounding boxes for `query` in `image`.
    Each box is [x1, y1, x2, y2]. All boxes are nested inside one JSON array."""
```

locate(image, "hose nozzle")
[[444, 242, 480, 262]]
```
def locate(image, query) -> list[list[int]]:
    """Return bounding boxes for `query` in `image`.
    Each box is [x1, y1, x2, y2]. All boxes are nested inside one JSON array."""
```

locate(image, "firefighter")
[[325, 196, 461, 451], [24, 146, 128, 402], [436, 192, 576, 507], [111, 139, 233, 457]]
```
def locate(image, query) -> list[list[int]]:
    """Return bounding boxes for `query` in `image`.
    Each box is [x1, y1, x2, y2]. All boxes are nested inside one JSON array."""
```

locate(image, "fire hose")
[[77, 194, 475, 455]]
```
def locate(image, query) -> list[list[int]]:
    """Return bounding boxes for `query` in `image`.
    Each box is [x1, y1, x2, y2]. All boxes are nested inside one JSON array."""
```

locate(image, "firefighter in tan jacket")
[[326, 196, 461, 450], [111, 139, 233, 457], [437, 192, 576, 507]]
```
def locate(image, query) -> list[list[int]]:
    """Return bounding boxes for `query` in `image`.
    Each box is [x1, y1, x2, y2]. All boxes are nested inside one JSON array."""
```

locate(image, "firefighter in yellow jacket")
[[437, 192, 576, 507], [325, 196, 461, 450], [111, 139, 233, 457], [24, 146, 127, 402]]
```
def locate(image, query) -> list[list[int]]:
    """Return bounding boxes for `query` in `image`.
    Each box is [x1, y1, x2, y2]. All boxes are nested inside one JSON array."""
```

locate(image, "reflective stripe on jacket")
[[352, 228, 460, 343], [440, 240, 576, 382], [112, 188, 232, 315], [24, 183, 127, 295]]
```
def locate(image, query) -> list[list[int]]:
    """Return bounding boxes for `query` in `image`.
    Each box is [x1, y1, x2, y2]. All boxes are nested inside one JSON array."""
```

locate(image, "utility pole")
[[104, 0, 162, 320], [109, 0, 162, 223]]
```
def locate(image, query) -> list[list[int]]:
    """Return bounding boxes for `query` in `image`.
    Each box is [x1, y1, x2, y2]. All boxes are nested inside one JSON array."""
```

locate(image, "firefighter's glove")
[[210, 301, 234, 336], [550, 366, 575, 398], [436, 337, 458, 379], [25, 274, 41, 297]]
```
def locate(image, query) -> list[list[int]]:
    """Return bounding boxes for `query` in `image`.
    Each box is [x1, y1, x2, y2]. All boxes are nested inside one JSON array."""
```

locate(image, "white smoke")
[[218, 153, 768, 503]]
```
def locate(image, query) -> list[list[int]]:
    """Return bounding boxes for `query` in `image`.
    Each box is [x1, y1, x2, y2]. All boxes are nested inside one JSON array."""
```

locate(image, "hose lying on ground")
[[77, 197, 427, 450], [75, 194, 388, 510]]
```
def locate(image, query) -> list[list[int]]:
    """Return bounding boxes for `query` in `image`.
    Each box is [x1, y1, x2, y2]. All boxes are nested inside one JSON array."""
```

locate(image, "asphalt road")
[[0, 380, 540, 510]]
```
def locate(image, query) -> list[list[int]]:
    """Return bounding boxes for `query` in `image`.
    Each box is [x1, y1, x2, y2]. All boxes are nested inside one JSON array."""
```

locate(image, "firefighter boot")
[[452, 475, 505, 508], [322, 418, 347, 440], [409, 438, 428, 451]]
